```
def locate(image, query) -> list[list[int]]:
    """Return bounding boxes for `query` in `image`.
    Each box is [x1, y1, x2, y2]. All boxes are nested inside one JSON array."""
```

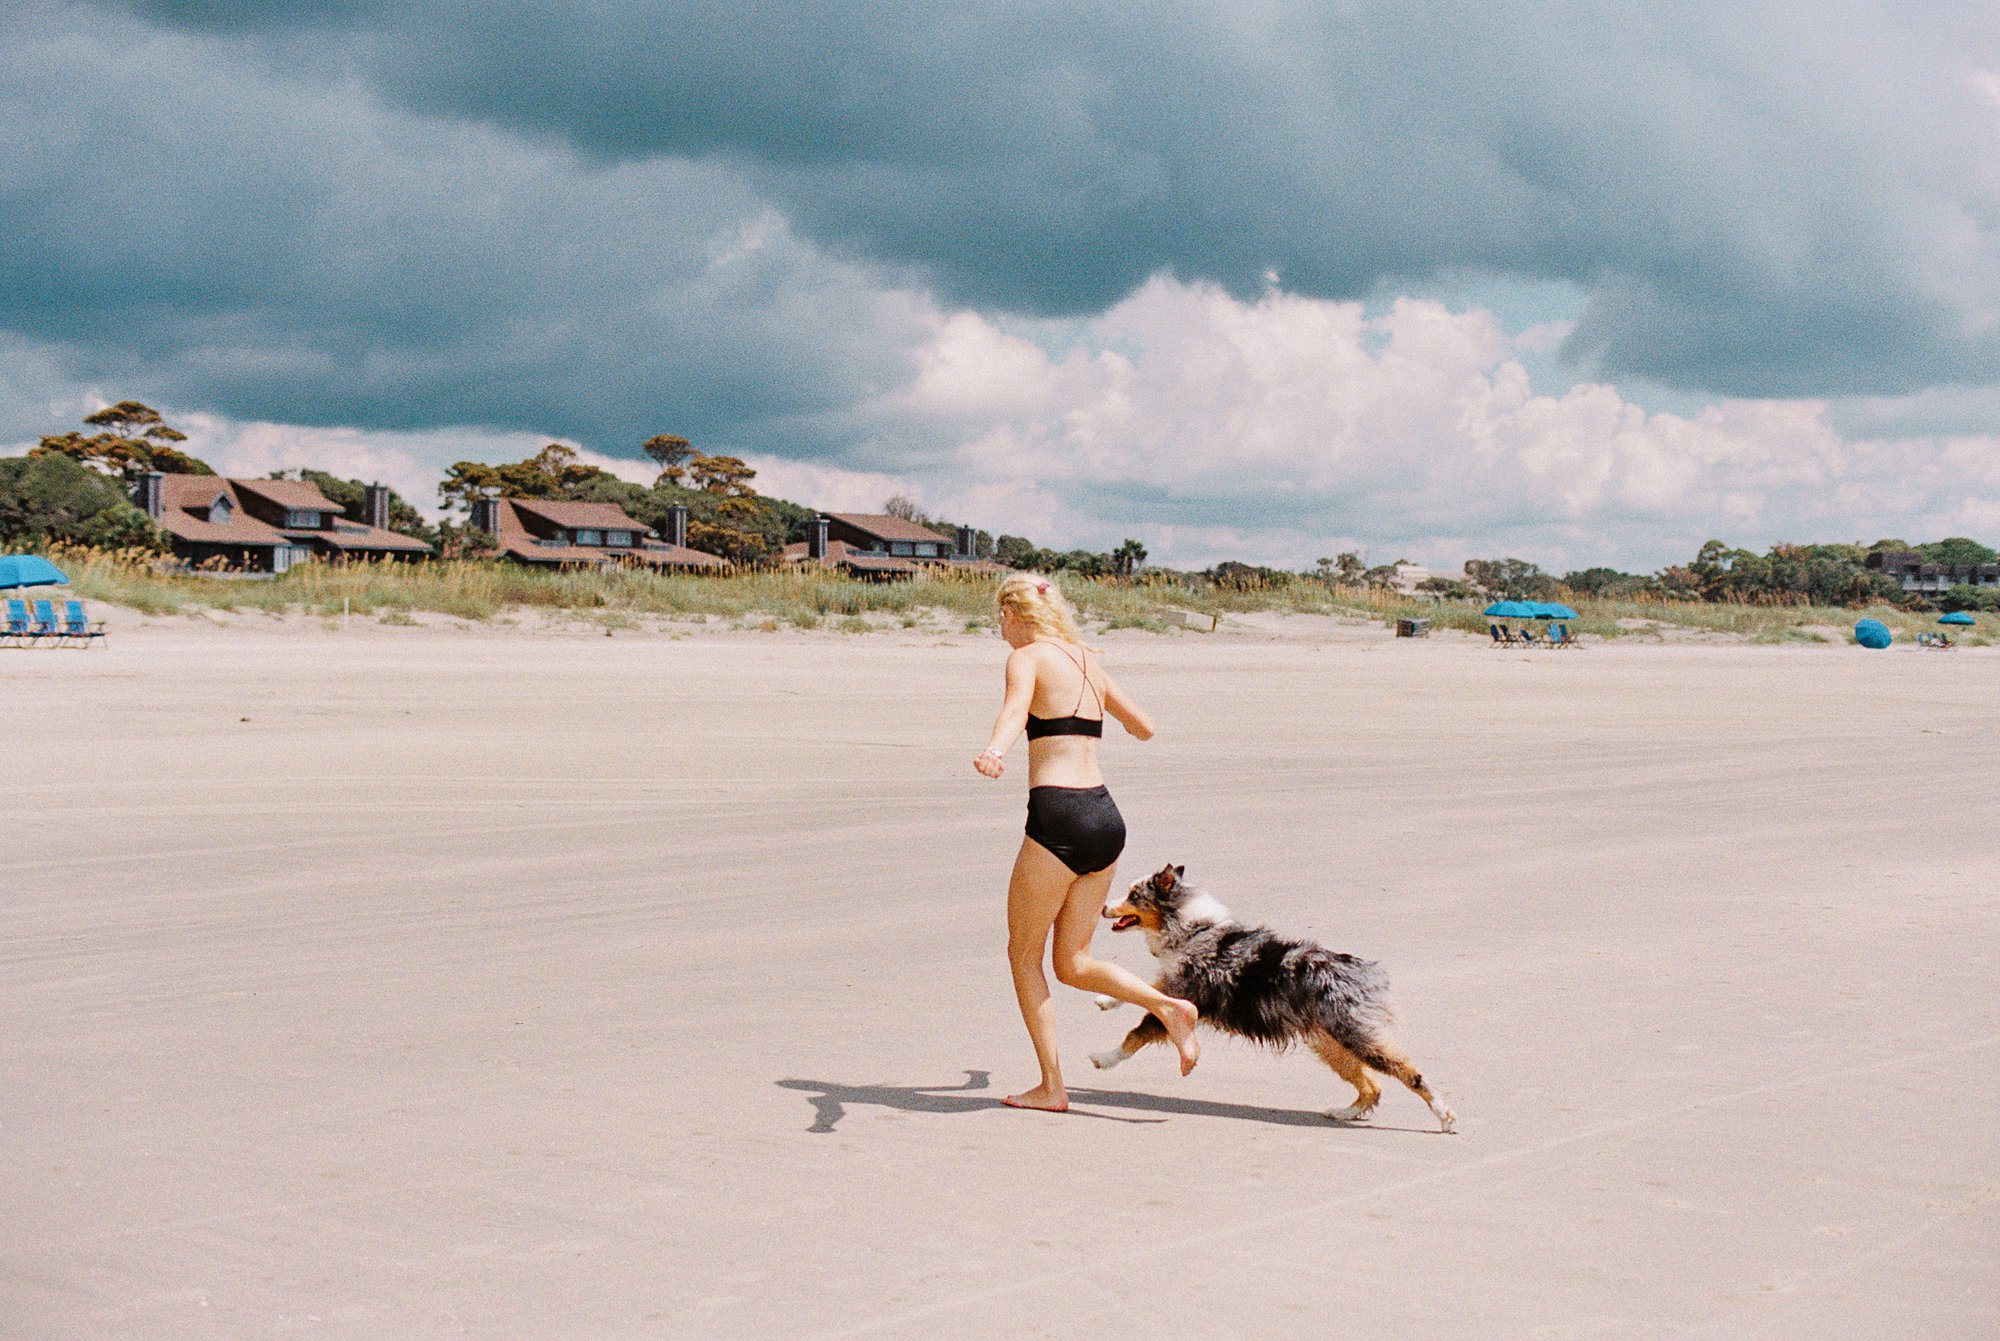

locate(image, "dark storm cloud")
[[0, 3, 930, 451], [103, 0, 2000, 397]]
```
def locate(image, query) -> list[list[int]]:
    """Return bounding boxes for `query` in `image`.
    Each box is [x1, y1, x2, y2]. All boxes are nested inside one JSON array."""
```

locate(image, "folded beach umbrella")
[[0, 554, 68, 589], [1938, 611, 1976, 625], [1853, 618, 1892, 649]]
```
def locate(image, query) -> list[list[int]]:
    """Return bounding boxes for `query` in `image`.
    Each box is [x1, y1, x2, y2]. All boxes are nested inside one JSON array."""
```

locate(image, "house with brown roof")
[[467, 497, 725, 570], [781, 513, 1005, 579], [136, 471, 432, 572]]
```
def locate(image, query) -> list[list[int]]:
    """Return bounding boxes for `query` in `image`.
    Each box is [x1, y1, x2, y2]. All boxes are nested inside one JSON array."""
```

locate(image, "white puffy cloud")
[[833, 280, 2000, 569]]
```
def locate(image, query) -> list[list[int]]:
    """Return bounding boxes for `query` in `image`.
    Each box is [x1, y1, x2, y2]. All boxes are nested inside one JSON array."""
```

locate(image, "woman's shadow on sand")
[[776, 1071, 1429, 1134]]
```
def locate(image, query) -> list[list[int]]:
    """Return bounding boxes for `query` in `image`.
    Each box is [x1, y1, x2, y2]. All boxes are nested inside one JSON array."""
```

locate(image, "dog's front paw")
[[1325, 1103, 1376, 1123], [1089, 1049, 1126, 1070], [1432, 1102, 1458, 1134], [1093, 995, 1121, 1011]]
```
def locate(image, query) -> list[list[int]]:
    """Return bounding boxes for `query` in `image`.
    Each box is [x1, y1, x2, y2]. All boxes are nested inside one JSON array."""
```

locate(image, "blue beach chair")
[[30, 598, 60, 643], [4, 597, 32, 647], [62, 600, 106, 647]]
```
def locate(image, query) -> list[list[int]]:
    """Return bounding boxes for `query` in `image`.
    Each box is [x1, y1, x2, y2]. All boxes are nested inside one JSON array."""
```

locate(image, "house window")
[[890, 542, 914, 556], [916, 543, 939, 557], [209, 496, 233, 523], [272, 544, 312, 573], [537, 537, 566, 547], [577, 528, 602, 546], [284, 509, 324, 528], [605, 530, 632, 547]]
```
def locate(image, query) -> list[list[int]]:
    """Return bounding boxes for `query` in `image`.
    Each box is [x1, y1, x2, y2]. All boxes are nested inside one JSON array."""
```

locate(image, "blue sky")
[[4, 0, 1999, 570]]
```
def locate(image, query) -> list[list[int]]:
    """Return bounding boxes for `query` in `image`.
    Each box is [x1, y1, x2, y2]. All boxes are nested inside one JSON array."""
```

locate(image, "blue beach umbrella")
[[1531, 602, 1580, 620], [1938, 611, 1976, 625], [1482, 600, 1539, 619], [0, 554, 68, 589]]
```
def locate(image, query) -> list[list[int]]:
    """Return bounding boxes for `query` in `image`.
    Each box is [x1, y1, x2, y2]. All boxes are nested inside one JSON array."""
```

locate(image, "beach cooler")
[[1396, 618, 1431, 638]]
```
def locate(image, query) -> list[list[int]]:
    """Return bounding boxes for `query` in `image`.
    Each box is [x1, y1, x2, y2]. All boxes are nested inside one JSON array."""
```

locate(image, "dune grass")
[[35, 544, 1989, 645]]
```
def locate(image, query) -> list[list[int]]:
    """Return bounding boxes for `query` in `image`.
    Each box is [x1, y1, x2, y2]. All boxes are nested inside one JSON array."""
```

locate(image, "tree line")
[[1453, 539, 2000, 612], [4, 401, 1995, 609]]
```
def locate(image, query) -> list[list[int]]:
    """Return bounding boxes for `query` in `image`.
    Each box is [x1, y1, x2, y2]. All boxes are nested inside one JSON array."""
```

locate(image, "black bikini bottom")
[[1024, 784, 1127, 876]]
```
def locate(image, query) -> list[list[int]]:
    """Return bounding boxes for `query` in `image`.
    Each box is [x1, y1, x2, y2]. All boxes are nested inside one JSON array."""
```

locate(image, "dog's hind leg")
[[1090, 1014, 1167, 1070], [1310, 1033, 1382, 1122], [1357, 1040, 1457, 1133]]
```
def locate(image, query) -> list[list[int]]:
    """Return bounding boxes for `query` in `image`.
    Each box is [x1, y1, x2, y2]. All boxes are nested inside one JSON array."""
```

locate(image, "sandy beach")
[[4, 617, 1997, 1339]]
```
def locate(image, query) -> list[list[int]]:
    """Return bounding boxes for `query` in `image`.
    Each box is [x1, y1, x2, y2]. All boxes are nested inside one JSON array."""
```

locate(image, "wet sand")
[[4, 618, 1997, 1338]]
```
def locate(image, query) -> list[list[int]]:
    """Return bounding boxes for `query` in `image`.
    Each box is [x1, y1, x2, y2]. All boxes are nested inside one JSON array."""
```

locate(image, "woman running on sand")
[[973, 573, 1200, 1112]]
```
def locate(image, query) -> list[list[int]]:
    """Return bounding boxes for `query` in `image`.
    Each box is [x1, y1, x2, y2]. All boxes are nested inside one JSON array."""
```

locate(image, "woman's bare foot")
[[1156, 998, 1201, 1075], [1002, 1085, 1069, 1112]]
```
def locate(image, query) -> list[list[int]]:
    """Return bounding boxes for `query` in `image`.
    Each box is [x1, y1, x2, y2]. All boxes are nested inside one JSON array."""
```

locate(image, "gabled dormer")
[[233, 479, 343, 532]]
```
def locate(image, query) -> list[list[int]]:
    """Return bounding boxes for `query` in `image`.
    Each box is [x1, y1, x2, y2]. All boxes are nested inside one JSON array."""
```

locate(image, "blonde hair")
[[996, 571, 1082, 644]]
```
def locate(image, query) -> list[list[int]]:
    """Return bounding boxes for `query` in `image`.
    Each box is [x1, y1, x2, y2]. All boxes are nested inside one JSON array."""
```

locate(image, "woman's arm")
[[973, 647, 1039, 777], [1102, 671, 1155, 741]]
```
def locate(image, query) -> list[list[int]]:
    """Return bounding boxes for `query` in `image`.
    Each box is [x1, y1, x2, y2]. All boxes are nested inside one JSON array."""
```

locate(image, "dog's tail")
[[1315, 951, 1395, 1039]]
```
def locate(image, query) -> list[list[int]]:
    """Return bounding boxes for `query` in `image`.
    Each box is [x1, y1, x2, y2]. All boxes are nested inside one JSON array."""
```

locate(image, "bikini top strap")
[[1049, 641, 1102, 717]]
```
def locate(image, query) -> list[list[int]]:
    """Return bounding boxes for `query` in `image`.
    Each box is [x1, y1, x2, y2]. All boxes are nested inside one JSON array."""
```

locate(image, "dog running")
[[1091, 864, 1457, 1132]]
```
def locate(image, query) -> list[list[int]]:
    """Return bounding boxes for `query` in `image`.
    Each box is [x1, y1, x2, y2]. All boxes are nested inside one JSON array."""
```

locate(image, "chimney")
[[362, 483, 390, 530], [956, 525, 975, 561], [136, 470, 164, 519], [808, 515, 830, 562], [666, 503, 688, 549], [471, 496, 501, 536]]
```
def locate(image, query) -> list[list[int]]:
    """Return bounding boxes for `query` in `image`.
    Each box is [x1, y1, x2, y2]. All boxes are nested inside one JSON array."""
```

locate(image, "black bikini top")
[[1024, 642, 1104, 740]]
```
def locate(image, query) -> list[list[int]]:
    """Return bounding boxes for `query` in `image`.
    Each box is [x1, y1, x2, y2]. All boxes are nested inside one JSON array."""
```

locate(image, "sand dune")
[[4, 618, 1996, 1338]]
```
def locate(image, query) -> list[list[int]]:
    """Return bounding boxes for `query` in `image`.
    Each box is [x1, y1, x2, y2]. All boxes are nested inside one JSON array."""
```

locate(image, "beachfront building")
[[1387, 561, 1436, 596], [1865, 550, 2000, 595], [781, 513, 1006, 580], [467, 497, 726, 571], [136, 472, 432, 572]]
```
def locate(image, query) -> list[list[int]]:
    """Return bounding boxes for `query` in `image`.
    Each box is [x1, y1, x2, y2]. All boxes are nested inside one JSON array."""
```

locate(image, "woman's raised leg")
[[1049, 866, 1200, 1074], [1003, 838, 1076, 1111]]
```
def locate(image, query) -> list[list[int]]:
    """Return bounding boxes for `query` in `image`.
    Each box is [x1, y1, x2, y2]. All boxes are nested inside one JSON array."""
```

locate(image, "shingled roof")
[[233, 478, 343, 512], [149, 475, 431, 554], [154, 476, 287, 546], [509, 499, 655, 532], [825, 512, 956, 545]]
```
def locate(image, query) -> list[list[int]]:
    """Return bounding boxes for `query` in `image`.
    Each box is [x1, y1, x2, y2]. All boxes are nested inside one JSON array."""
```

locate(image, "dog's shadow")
[[776, 1071, 1433, 1134]]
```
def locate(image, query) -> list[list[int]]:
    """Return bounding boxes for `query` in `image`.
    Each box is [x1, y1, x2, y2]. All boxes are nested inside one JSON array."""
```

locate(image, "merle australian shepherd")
[[1092, 864, 1456, 1132]]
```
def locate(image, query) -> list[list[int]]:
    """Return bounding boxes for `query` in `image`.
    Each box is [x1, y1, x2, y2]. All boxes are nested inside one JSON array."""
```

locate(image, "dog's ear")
[[1156, 863, 1179, 889], [1172, 863, 1185, 878]]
